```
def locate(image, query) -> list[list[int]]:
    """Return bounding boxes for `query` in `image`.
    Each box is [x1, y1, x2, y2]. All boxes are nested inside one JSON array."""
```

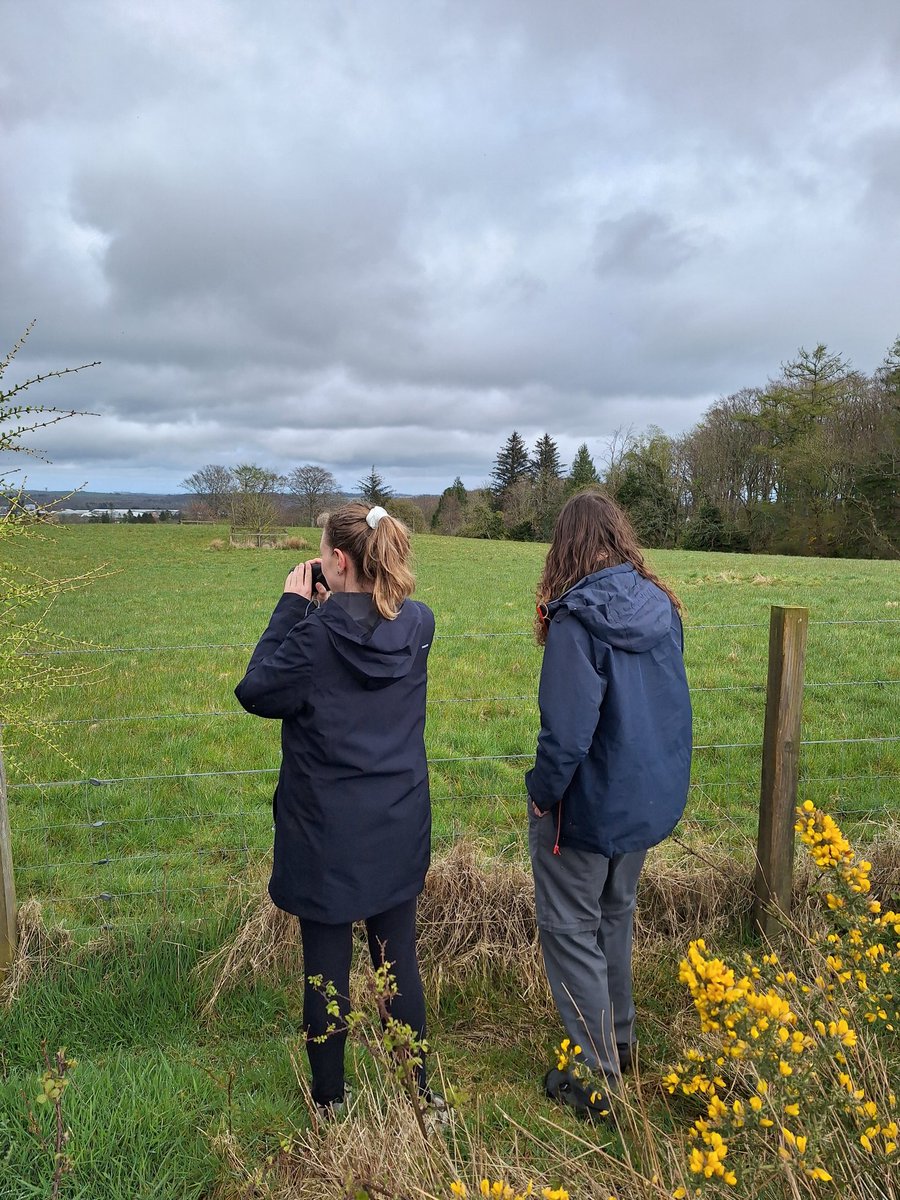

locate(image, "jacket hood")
[[548, 563, 673, 652], [322, 596, 427, 685]]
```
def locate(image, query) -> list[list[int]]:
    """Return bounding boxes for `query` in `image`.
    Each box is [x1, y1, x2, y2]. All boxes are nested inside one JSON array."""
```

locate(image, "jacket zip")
[[553, 799, 563, 855]]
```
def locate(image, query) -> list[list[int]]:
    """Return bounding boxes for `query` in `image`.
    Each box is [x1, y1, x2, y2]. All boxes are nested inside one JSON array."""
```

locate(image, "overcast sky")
[[3, 1, 900, 496]]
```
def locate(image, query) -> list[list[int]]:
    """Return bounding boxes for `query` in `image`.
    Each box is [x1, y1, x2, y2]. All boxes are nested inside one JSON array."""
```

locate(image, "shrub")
[[385, 498, 427, 533], [665, 802, 899, 1195]]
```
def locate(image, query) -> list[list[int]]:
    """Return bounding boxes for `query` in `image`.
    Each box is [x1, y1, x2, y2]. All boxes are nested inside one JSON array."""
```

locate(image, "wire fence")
[[2, 616, 898, 931], [19, 617, 900, 656]]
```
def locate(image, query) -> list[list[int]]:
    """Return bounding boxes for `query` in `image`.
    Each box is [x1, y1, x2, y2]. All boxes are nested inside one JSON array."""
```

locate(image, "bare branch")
[[1, 360, 102, 402]]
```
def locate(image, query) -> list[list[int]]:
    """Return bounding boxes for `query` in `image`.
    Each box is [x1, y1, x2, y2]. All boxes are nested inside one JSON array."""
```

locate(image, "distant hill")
[[22, 490, 186, 511], [20, 489, 440, 515]]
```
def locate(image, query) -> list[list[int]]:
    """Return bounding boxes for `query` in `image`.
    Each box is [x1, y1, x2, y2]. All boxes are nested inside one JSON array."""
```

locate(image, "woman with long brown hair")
[[235, 502, 439, 1119], [526, 489, 691, 1119]]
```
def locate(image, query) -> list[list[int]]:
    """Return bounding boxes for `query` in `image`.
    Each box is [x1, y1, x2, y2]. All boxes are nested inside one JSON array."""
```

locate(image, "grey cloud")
[[856, 129, 900, 232], [4, 1, 900, 493], [594, 211, 701, 279]]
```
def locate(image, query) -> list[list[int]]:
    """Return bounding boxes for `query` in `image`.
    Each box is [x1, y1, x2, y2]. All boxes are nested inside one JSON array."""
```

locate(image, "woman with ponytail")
[[526, 490, 692, 1119], [235, 502, 439, 1118]]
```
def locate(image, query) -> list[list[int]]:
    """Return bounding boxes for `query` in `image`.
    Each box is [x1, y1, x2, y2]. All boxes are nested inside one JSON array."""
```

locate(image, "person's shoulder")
[[407, 598, 435, 619], [287, 601, 330, 640], [406, 599, 435, 637], [669, 603, 684, 635]]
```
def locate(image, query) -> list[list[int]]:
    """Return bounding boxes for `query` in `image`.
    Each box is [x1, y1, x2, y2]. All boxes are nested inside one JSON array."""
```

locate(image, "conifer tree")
[[530, 434, 565, 540], [357, 465, 393, 505], [447, 475, 468, 505], [781, 343, 849, 410], [490, 432, 531, 499], [567, 443, 600, 492], [530, 433, 564, 480]]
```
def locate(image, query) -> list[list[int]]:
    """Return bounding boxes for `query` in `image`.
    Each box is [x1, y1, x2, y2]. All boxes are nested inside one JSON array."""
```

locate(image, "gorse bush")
[[666, 801, 899, 1196], [0, 326, 101, 777]]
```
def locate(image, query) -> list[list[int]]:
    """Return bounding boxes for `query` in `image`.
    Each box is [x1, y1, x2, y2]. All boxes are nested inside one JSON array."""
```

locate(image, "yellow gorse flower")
[[808, 1167, 833, 1182], [554, 1038, 582, 1072], [667, 805, 900, 1194], [688, 1129, 737, 1185], [795, 801, 872, 894], [478, 1182, 534, 1200]]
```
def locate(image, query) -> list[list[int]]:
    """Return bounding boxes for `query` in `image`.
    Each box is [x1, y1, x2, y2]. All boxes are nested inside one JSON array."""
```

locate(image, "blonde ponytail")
[[324, 503, 415, 619]]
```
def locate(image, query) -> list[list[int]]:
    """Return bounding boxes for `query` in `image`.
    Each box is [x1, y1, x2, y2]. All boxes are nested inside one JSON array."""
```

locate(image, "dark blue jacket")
[[235, 591, 434, 923], [525, 564, 691, 856]]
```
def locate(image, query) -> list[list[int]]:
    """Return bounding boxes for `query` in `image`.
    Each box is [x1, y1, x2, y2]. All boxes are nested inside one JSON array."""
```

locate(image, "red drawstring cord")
[[553, 800, 562, 855]]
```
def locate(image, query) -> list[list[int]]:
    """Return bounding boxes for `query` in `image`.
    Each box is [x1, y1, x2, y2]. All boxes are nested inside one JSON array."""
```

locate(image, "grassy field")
[[3, 523, 897, 930], [1, 525, 898, 1199]]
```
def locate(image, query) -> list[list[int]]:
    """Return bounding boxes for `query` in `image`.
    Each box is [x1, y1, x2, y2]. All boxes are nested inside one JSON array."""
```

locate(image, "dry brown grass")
[[683, 569, 796, 589], [197, 831, 900, 1019], [1, 898, 74, 1007], [198, 873, 300, 1017], [267, 1068, 449, 1200], [867, 835, 900, 896], [207, 1048, 679, 1200], [226, 532, 310, 550], [206, 1049, 697, 1200], [416, 839, 542, 994], [195, 838, 547, 1016], [198, 839, 755, 1016], [634, 840, 751, 943]]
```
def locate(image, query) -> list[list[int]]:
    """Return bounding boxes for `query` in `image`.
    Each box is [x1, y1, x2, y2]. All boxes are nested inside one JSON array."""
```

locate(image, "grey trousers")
[[529, 804, 646, 1083]]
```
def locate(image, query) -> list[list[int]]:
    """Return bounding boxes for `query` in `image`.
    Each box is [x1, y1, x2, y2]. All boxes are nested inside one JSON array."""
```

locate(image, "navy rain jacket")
[[235, 591, 434, 923], [525, 563, 691, 856]]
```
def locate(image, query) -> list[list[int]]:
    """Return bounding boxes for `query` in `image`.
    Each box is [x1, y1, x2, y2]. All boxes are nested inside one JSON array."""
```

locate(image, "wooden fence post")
[[753, 605, 809, 938], [0, 737, 16, 980]]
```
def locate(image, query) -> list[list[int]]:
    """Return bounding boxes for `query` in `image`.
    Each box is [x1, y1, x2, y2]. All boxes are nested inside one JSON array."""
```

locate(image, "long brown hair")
[[535, 489, 682, 644], [324, 502, 415, 620]]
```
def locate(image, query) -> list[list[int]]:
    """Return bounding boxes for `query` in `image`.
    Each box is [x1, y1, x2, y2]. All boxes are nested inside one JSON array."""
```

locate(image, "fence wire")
[[20, 616, 900, 657], [7, 677, 896, 731], [4, 615, 897, 929]]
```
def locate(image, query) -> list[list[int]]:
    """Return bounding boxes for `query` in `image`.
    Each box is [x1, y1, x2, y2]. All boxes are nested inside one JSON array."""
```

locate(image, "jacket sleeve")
[[674, 606, 685, 653], [525, 612, 607, 811], [418, 602, 436, 659], [234, 593, 317, 719]]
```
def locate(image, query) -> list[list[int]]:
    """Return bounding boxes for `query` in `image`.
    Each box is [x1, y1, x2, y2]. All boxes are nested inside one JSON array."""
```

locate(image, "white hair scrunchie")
[[366, 505, 389, 529]]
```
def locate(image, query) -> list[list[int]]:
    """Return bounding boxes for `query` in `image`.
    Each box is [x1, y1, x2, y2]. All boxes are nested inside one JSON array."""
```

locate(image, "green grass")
[[0, 917, 684, 1200], [1, 524, 898, 1198], [0, 920, 285, 1199], [3, 523, 898, 930]]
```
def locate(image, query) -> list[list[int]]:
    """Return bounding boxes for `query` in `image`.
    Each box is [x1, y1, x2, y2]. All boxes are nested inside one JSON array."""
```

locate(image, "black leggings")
[[299, 897, 426, 1105]]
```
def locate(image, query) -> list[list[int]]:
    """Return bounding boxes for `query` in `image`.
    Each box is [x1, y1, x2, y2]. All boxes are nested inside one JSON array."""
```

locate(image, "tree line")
[[432, 340, 898, 558], [181, 338, 897, 558], [180, 463, 429, 532]]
